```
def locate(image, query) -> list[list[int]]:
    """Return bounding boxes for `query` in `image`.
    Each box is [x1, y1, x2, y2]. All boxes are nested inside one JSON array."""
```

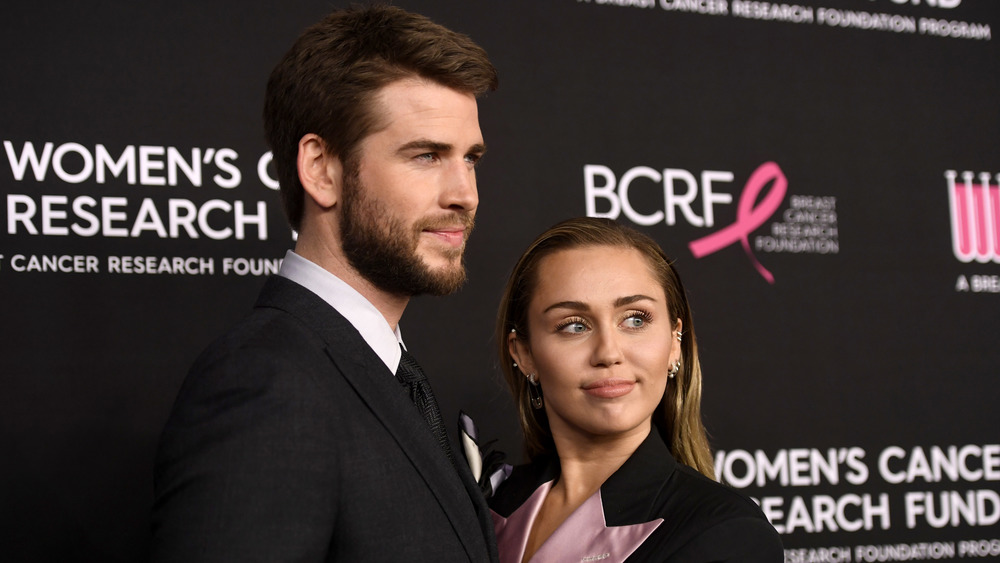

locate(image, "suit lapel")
[[328, 348, 492, 559], [491, 431, 673, 563], [599, 430, 676, 526], [256, 276, 494, 561], [452, 428, 501, 562]]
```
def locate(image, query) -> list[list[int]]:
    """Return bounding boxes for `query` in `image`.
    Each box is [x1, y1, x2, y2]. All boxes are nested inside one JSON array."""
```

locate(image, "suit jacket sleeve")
[[150, 313, 341, 562]]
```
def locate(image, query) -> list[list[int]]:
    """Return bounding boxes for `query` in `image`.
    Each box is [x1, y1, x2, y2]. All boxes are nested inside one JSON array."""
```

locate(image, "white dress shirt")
[[277, 250, 403, 374]]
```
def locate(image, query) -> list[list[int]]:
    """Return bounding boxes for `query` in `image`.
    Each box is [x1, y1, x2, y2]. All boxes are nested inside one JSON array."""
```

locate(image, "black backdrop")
[[1, 1, 998, 561]]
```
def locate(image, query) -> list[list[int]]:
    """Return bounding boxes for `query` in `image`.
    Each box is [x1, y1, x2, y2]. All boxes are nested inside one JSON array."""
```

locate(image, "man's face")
[[339, 77, 484, 297]]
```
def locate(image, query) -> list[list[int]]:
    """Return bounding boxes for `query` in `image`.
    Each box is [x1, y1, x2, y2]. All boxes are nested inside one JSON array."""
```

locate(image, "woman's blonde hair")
[[496, 217, 715, 478]]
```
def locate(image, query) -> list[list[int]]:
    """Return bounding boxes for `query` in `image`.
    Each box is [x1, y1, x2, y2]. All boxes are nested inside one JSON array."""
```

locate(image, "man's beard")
[[339, 167, 474, 297]]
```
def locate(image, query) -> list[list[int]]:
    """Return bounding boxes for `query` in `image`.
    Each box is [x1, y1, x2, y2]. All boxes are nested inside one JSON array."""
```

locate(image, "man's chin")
[[417, 243, 465, 268], [419, 261, 468, 295]]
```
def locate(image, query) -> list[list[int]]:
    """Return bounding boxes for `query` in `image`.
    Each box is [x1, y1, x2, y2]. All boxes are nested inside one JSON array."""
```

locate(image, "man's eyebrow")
[[397, 139, 452, 153], [396, 139, 487, 155]]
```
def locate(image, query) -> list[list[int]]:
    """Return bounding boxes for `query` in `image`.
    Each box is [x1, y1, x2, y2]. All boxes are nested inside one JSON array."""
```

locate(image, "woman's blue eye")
[[622, 311, 651, 328], [623, 316, 644, 328], [561, 322, 586, 333]]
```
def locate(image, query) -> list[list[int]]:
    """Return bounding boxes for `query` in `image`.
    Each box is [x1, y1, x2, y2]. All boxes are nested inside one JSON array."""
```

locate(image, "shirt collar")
[[277, 250, 403, 373]]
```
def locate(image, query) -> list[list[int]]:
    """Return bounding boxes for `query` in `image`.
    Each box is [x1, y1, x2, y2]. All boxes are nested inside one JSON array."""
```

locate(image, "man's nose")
[[441, 160, 478, 211]]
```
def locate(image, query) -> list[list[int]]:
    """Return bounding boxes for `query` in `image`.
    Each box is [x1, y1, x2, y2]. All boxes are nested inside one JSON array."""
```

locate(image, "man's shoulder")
[[179, 279, 361, 397], [162, 297, 371, 440], [202, 275, 354, 357], [195, 306, 314, 367]]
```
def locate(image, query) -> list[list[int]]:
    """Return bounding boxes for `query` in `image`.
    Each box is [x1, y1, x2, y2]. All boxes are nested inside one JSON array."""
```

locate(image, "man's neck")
[[294, 236, 409, 330]]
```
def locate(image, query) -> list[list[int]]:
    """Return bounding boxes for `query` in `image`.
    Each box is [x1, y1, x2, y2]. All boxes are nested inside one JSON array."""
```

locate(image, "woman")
[[490, 218, 782, 563]]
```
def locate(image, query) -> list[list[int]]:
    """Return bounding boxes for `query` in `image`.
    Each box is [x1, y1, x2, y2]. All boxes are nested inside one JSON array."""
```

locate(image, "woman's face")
[[511, 245, 681, 448]]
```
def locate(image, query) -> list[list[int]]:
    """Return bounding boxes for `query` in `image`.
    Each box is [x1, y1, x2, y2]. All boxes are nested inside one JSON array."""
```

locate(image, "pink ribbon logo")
[[688, 161, 787, 284]]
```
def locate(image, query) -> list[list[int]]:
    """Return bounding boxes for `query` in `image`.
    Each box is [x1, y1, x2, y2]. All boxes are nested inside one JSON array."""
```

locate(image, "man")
[[150, 6, 498, 562]]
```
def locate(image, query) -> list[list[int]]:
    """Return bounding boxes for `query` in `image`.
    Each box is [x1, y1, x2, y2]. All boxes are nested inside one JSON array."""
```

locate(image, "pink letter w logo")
[[947, 170, 1000, 263]]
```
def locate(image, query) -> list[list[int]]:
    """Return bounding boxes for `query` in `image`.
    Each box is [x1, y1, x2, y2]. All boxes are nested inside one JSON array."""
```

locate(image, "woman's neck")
[[520, 425, 651, 563], [551, 424, 651, 504]]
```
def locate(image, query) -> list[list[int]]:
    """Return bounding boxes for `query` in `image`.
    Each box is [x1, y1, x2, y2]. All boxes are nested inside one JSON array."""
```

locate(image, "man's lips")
[[424, 227, 467, 247], [582, 378, 636, 399]]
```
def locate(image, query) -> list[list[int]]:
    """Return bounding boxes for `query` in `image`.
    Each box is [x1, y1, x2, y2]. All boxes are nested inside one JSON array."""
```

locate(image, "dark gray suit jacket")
[[151, 275, 498, 562]]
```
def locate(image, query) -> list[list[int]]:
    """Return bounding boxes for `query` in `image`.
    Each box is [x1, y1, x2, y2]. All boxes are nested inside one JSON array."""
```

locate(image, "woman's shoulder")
[[663, 463, 768, 521], [602, 432, 766, 526], [632, 465, 783, 562], [606, 433, 782, 561]]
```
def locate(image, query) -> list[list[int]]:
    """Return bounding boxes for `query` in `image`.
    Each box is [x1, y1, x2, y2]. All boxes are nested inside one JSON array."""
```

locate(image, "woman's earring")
[[526, 373, 543, 409], [675, 330, 683, 343], [668, 360, 681, 379]]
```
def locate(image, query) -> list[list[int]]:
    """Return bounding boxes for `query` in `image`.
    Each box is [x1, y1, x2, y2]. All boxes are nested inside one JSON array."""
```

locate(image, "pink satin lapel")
[[493, 484, 662, 563], [492, 481, 552, 563]]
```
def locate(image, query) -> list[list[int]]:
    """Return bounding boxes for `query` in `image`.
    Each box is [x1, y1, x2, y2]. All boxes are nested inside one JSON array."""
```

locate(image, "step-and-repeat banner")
[[1, 1, 997, 561]]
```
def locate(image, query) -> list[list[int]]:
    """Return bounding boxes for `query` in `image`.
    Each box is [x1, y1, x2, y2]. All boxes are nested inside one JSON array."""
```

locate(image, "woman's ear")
[[508, 330, 535, 376], [670, 318, 684, 365], [297, 133, 342, 209]]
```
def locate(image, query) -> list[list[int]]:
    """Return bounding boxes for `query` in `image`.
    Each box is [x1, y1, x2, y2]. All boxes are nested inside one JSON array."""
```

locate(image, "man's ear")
[[297, 133, 341, 209]]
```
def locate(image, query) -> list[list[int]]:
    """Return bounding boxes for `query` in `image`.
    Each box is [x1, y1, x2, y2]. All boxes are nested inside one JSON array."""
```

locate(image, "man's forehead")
[[366, 83, 483, 147]]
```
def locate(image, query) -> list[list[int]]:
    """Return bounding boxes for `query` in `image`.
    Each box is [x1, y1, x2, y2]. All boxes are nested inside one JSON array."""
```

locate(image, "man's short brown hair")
[[263, 5, 498, 231]]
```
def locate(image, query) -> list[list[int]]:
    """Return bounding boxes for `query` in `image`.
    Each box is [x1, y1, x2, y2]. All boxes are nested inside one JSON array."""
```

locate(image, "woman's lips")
[[582, 378, 635, 399]]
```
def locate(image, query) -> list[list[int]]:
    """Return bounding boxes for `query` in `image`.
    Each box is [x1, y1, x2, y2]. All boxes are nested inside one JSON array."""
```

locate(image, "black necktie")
[[396, 347, 454, 462]]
